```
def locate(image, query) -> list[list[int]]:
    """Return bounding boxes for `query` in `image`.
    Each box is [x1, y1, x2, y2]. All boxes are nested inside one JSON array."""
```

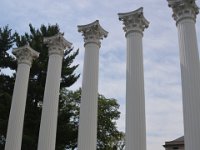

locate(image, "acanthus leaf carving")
[[12, 45, 39, 66], [78, 20, 108, 47], [167, 0, 199, 23], [118, 7, 149, 35], [44, 33, 72, 56]]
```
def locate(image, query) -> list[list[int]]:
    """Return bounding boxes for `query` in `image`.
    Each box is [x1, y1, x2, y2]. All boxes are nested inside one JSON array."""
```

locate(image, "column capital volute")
[[44, 33, 72, 56], [167, 0, 199, 24], [12, 45, 39, 66], [78, 20, 108, 47], [118, 7, 149, 36]]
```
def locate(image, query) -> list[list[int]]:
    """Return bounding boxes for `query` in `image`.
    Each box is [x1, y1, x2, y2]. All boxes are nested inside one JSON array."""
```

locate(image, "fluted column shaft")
[[37, 54, 63, 150], [37, 33, 71, 150], [177, 14, 200, 150], [5, 64, 31, 150], [78, 42, 100, 150], [118, 7, 149, 150], [126, 31, 146, 150], [167, 1, 200, 149], [77, 20, 108, 150], [5, 46, 39, 150]]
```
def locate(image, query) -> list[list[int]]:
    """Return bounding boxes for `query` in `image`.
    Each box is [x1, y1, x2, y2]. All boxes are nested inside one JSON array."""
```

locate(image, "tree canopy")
[[58, 89, 125, 150]]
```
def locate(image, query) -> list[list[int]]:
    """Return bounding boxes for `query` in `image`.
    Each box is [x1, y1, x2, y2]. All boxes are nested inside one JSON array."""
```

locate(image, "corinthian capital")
[[167, 0, 199, 23], [118, 7, 149, 35], [78, 20, 108, 47], [12, 45, 39, 66], [44, 33, 72, 56]]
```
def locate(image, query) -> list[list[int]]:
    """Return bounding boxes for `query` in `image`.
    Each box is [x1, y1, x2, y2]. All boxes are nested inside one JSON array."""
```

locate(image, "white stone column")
[[167, 1, 200, 150], [5, 45, 39, 150], [37, 33, 72, 150], [77, 20, 108, 150], [118, 7, 149, 150]]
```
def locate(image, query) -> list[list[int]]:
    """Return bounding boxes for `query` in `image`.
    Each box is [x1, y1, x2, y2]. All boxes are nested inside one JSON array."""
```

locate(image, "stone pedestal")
[[167, 1, 200, 150], [5, 45, 39, 150], [37, 33, 72, 150], [118, 7, 149, 150], [77, 20, 108, 150]]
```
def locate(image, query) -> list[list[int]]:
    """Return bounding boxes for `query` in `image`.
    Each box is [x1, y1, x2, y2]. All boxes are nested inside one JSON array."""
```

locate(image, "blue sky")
[[1, 0, 200, 149]]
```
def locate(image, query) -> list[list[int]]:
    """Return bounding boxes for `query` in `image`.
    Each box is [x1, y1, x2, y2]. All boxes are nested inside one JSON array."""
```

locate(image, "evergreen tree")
[[0, 26, 16, 149], [0, 24, 79, 150]]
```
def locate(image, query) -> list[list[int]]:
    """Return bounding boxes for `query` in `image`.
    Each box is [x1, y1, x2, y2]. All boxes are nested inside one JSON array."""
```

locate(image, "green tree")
[[0, 26, 16, 149], [58, 89, 124, 150], [97, 95, 124, 150], [56, 89, 80, 150]]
